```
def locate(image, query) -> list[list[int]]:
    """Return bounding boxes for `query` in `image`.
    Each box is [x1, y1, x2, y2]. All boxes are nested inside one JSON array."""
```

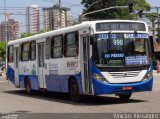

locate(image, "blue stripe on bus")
[[7, 66, 15, 83], [45, 72, 82, 93], [7, 66, 82, 93], [7, 64, 82, 93], [45, 75, 68, 92], [19, 75, 39, 90]]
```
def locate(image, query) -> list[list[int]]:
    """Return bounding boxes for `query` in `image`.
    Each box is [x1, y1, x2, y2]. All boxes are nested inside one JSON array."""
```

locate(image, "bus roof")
[[8, 20, 147, 46]]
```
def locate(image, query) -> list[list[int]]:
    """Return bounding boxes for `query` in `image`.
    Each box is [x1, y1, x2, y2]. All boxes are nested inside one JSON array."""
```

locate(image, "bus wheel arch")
[[24, 76, 32, 95], [68, 76, 80, 102]]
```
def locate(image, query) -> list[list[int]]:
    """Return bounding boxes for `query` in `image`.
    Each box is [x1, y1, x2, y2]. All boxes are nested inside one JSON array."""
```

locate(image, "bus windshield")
[[93, 33, 151, 67]]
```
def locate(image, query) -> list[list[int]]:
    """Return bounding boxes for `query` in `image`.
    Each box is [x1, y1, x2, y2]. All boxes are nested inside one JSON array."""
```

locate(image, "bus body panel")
[[19, 75, 39, 90], [18, 59, 39, 90], [7, 20, 153, 98], [7, 63, 15, 84], [91, 60, 153, 95], [44, 56, 80, 92], [92, 76, 153, 95]]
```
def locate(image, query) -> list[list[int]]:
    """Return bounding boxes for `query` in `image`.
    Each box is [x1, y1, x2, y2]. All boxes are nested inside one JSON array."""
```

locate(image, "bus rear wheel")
[[118, 93, 132, 100], [25, 79, 32, 95], [69, 79, 80, 102]]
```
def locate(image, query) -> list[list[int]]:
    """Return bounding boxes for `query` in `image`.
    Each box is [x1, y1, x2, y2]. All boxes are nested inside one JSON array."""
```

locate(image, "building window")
[[64, 31, 79, 57], [45, 37, 51, 59], [30, 41, 36, 60], [8, 46, 14, 63], [21, 42, 30, 61], [51, 35, 63, 58]]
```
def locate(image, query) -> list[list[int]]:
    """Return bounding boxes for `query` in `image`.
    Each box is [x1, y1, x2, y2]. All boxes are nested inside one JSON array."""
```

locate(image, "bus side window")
[[51, 35, 63, 58], [45, 37, 51, 59], [8, 46, 14, 63], [64, 31, 79, 57], [21, 42, 30, 61], [30, 41, 36, 60]]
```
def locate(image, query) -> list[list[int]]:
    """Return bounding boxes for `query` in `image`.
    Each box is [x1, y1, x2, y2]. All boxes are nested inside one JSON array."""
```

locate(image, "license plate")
[[122, 86, 133, 90]]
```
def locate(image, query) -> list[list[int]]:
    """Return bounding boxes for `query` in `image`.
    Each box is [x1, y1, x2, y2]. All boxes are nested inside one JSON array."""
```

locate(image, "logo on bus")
[[123, 72, 128, 77], [67, 61, 78, 71]]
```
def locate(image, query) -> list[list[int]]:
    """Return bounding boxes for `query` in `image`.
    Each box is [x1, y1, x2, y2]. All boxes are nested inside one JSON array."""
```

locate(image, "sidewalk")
[[153, 70, 160, 77]]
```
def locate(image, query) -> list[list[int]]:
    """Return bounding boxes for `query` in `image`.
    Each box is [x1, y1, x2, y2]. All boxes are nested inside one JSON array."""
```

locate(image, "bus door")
[[80, 35, 91, 93], [14, 47, 19, 87], [37, 43, 46, 89]]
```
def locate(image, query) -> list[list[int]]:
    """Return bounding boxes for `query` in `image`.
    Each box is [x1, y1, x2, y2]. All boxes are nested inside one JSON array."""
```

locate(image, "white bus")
[[7, 20, 153, 101]]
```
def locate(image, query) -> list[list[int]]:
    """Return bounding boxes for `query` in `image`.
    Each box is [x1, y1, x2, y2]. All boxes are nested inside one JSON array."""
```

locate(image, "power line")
[[41, 0, 57, 3]]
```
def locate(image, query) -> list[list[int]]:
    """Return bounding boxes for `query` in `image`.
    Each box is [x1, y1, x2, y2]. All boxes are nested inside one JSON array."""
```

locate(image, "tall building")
[[43, 8, 50, 30], [0, 19, 19, 41], [26, 5, 40, 33], [43, 4, 71, 31]]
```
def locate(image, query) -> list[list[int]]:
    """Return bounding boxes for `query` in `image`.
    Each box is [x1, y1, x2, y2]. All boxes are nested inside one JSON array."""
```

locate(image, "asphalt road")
[[0, 72, 159, 114]]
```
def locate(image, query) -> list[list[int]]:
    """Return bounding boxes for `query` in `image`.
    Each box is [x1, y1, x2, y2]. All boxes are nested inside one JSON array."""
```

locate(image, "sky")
[[146, 0, 160, 7], [0, 0, 159, 33], [0, 0, 83, 33]]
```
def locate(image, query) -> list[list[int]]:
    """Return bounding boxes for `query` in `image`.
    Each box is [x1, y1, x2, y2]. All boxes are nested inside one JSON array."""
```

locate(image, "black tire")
[[69, 79, 80, 102], [118, 93, 132, 100], [25, 79, 32, 95]]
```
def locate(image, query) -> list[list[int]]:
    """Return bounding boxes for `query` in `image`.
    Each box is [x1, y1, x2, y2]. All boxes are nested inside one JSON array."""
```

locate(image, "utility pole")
[[152, 18, 156, 42], [59, 0, 61, 28], [4, 0, 8, 72]]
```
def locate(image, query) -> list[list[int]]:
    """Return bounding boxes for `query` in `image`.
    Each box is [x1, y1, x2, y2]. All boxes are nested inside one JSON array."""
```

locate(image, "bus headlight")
[[93, 73, 108, 82], [142, 71, 153, 81]]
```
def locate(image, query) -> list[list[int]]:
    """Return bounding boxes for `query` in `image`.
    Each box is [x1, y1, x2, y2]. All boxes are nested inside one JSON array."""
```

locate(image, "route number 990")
[[113, 39, 123, 46]]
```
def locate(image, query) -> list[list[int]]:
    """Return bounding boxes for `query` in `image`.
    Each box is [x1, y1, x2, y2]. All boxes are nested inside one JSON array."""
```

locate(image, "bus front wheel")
[[118, 93, 132, 100], [69, 79, 80, 102]]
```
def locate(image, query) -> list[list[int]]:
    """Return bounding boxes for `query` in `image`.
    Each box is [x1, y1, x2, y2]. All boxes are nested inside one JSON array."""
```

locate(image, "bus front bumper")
[[92, 77, 153, 95]]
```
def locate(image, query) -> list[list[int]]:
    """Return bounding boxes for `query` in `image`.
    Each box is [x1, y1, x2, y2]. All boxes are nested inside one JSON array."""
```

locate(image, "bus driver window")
[[134, 38, 144, 52]]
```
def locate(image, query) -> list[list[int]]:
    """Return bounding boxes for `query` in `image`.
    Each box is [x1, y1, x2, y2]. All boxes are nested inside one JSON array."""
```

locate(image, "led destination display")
[[96, 22, 146, 31]]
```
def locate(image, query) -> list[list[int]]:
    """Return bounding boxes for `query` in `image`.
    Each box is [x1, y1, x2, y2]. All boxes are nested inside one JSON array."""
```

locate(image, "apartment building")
[[43, 4, 70, 31], [0, 19, 19, 41], [26, 5, 40, 33]]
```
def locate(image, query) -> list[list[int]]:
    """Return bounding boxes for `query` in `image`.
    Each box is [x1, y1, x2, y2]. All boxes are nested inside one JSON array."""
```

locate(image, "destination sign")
[[125, 56, 147, 65], [96, 22, 146, 31]]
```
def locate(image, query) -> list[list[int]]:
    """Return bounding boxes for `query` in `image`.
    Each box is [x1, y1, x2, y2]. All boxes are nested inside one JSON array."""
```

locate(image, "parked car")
[[0, 70, 2, 76], [0, 62, 6, 71]]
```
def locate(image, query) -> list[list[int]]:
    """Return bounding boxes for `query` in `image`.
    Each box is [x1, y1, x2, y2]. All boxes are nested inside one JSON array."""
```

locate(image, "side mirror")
[[90, 36, 94, 45]]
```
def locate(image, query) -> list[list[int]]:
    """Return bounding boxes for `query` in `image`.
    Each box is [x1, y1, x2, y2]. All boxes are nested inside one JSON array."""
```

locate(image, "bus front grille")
[[109, 71, 141, 78]]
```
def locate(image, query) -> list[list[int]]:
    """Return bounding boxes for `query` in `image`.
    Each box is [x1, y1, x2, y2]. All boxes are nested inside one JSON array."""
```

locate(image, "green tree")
[[21, 29, 49, 38], [21, 33, 36, 38], [81, 0, 150, 20], [0, 42, 6, 61], [39, 28, 49, 33]]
